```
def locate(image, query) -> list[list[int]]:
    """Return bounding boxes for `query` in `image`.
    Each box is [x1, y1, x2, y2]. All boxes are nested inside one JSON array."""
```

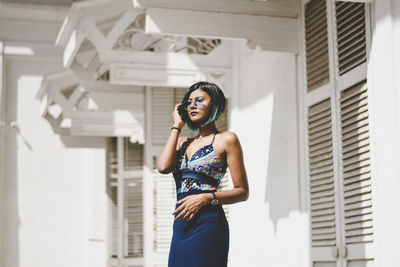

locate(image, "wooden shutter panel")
[[123, 140, 144, 257], [110, 186, 118, 257], [124, 176, 143, 257], [335, 2, 367, 76], [307, 99, 337, 247], [153, 172, 176, 255], [305, 0, 330, 92], [108, 138, 144, 259], [152, 88, 174, 145], [340, 81, 373, 245]]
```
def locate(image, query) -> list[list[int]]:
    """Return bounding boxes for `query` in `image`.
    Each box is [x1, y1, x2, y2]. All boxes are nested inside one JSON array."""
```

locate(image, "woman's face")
[[184, 89, 212, 123]]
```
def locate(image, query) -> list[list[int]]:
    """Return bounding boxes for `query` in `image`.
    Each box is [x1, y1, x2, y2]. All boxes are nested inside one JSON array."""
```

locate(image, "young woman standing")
[[157, 81, 249, 267]]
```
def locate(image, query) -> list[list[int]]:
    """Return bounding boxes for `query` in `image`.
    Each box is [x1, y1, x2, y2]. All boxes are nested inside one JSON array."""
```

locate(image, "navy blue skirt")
[[168, 190, 229, 267]]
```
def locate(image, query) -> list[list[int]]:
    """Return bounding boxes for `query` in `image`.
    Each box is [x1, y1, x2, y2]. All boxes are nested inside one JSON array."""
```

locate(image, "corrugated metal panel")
[[335, 1, 367, 75], [307, 99, 337, 247], [340, 81, 373, 244], [305, 0, 330, 92]]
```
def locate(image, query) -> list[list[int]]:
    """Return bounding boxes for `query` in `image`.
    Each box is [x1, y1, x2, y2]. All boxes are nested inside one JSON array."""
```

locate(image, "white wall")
[[228, 42, 309, 267], [0, 6, 108, 267]]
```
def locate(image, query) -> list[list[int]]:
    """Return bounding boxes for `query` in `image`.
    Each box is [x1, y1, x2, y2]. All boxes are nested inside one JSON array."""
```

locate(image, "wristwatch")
[[210, 191, 218, 206]]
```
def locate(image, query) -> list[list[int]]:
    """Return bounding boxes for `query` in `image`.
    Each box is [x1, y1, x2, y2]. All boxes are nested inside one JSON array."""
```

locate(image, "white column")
[[117, 137, 124, 267], [143, 86, 154, 267], [368, 1, 400, 266], [88, 146, 107, 267], [0, 39, 4, 267]]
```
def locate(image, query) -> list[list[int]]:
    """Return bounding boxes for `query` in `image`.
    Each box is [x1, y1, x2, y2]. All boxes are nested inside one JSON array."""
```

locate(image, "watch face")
[[211, 199, 218, 206]]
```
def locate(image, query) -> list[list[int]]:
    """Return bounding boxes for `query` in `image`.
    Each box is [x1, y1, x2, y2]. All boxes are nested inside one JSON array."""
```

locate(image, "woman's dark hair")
[[181, 81, 226, 131]]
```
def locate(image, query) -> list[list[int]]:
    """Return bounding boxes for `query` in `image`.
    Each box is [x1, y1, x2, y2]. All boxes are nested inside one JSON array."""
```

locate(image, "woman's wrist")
[[171, 126, 181, 134], [202, 192, 213, 205], [172, 123, 184, 129]]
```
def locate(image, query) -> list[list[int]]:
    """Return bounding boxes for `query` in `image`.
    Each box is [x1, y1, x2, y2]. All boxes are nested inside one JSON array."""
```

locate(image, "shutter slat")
[[309, 152, 333, 165]]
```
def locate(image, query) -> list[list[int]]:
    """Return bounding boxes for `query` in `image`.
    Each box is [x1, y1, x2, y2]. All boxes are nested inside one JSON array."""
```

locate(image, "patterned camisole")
[[173, 133, 227, 193]]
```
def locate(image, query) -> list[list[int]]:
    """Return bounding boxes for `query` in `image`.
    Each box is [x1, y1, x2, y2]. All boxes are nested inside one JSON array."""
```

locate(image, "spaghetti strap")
[[211, 133, 217, 144]]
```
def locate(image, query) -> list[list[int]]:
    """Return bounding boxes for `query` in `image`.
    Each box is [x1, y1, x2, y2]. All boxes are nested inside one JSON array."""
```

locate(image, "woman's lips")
[[190, 111, 198, 116]]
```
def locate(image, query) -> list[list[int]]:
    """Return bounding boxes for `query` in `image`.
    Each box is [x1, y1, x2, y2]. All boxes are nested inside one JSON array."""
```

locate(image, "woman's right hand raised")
[[172, 103, 185, 129]]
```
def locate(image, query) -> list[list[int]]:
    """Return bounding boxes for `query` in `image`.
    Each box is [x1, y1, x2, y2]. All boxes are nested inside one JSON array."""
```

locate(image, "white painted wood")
[[64, 29, 85, 68], [145, 8, 299, 53], [104, 9, 144, 49], [0, 19, 62, 43], [0, 3, 68, 22], [99, 50, 231, 70], [305, 83, 331, 106], [133, 0, 298, 18], [0, 40, 4, 267], [336, 63, 367, 92], [117, 137, 124, 267], [70, 110, 145, 140], [110, 63, 205, 87], [143, 86, 155, 266], [56, 0, 134, 47]]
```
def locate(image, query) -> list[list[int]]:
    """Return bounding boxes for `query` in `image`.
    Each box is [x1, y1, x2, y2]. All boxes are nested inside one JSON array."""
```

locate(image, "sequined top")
[[173, 133, 227, 193]]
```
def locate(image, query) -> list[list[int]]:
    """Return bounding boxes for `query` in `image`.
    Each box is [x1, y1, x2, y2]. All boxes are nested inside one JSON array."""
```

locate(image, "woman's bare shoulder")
[[219, 131, 240, 144]]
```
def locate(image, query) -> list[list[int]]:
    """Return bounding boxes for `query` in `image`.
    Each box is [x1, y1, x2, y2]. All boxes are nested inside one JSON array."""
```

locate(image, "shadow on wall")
[[265, 63, 300, 230], [235, 45, 300, 231]]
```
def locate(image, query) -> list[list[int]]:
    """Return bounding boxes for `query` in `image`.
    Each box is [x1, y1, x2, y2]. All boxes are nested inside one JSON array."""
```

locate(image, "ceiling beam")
[[133, 0, 298, 18], [145, 8, 299, 53]]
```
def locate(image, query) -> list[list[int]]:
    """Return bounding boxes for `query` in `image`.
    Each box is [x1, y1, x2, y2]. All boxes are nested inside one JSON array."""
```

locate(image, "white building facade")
[[0, 0, 399, 267]]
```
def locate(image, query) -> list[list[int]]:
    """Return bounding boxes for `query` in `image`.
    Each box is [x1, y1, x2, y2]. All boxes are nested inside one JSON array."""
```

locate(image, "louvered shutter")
[[153, 172, 176, 257], [108, 138, 144, 262], [339, 81, 374, 265], [305, 0, 330, 92], [306, 99, 340, 265], [303, 0, 374, 266], [334, 2, 375, 265], [304, 1, 340, 264], [152, 88, 174, 145], [123, 140, 144, 257], [151, 87, 177, 265], [308, 99, 337, 248]]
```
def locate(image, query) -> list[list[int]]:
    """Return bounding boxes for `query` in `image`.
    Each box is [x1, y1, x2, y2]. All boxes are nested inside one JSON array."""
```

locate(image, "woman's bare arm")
[[213, 131, 249, 204], [157, 104, 186, 174]]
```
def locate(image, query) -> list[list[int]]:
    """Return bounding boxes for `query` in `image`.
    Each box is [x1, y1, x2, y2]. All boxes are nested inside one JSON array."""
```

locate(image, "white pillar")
[[117, 136, 124, 267], [143, 86, 154, 267], [368, 1, 400, 266], [0, 39, 4, 267]]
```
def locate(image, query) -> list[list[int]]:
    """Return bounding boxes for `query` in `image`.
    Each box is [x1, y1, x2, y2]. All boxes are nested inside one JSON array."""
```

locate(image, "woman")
[[157, 81, 249, 267]]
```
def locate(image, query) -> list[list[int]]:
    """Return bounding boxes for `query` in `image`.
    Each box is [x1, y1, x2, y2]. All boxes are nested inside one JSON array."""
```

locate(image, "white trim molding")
[[145, 7, 299, 53]]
